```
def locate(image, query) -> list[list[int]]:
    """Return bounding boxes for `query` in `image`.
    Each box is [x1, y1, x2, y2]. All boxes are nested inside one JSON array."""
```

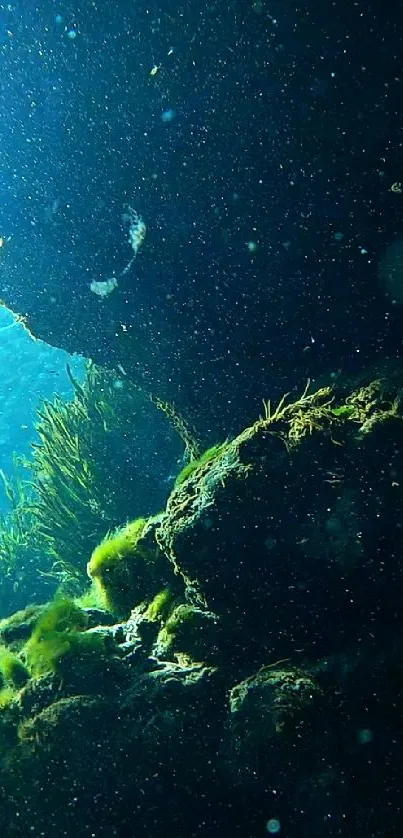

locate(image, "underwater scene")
[[0, 0, 402, 835]]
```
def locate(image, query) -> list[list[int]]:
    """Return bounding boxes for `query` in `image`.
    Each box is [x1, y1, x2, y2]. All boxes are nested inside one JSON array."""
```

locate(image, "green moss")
[[164, 604, 198, 636], [34, 598, 88, 635], [24, 598, 90, 677], [144, 589, 173, 622], [87, 518, 161, 617], [155, 603, 219, 662], [0, 686, 16, 709], [74, 583, 103, 611], [88, 518, 147, 576], [0, 604, 44, 649], [0, 647, 29, 688], [174, 443, 227, 487], [331, 405, 355, 418]]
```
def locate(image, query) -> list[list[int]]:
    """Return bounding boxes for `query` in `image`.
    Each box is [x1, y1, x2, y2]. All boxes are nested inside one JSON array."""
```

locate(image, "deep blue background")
[[0, 0, 402, 479], [0, 4, 401, 835]]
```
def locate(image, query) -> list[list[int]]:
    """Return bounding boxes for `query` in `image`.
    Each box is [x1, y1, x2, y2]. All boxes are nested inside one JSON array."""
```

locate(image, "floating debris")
[[90, 277, 118, 299]]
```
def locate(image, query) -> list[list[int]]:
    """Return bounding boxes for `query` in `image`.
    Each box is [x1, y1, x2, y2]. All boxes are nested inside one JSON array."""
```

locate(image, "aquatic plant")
[[0, 686, 16, 710], [74, 584, 103, 611], [0, 358, 190, 616], [28, 363, 177, 588], [0, 604, 44, 649], [0, 647, 29, 688], [0, 460, 49, 617], [151, 395, 201, 464], [144, 588, 173, 622], [174, 443, 227, 487], [24, 598, 90, 677], [0, 457, 44, 574], [87, 518, 164, 616], [154, 603, 220, 663], [257, 381, 337, 445]]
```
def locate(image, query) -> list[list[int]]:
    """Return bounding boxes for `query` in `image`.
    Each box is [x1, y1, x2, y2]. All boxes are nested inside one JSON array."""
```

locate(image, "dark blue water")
[[0, 1, 402, 836], [0, 0, 400, 440]]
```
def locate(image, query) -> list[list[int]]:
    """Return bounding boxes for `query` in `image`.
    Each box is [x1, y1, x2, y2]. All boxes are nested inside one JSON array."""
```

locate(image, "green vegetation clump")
[[175, 443, 227, 487], [258, 383, 336, 446], [330, 405, 356, 418], [29, 364, 158, 589], [87, 518, 159, 617], [0, 647, 29, 688], [258, 379, 403, 447], [24, 598, 91, 678], [0, 604, 44, 649], [155, 603, 219, 662], [0, 686, 16, 709], [162, 604, 199, 637], [0, 459, 44, 575], [74, 584, 103, 611], [144, 589, 173, 622], [0, 363, 186, 609]]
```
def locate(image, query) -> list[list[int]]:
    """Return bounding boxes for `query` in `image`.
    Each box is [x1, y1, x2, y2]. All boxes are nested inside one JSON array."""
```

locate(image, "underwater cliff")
[[0, 369, 401, 837]]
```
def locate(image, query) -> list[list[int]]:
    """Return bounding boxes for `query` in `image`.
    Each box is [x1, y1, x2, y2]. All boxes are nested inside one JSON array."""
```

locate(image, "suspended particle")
[[161, 108, 175, 123], [266, 819, 281, 834]]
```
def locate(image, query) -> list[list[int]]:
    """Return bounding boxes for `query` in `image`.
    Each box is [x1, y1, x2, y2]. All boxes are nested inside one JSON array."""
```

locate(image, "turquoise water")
[[0, 306, 84, 511]]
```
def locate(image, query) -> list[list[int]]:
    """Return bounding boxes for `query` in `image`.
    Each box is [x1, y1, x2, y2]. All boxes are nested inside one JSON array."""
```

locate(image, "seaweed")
[[87, 518, 162, 617]]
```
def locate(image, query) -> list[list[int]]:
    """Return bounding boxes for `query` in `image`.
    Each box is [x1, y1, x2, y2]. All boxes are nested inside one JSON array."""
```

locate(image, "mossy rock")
[[156, 379, 403, 661], [87, 517, 178, 617], [23, 599, 123, 691], [0, 648, 29, 689], [227, 666, 324, 785], [0, 604, 45, 649], [154, 603, 221, 664], [174, 443, 228, 487]]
